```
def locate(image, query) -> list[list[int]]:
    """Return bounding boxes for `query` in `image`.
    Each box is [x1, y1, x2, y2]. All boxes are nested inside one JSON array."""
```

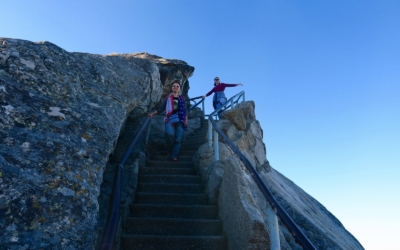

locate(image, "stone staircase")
[[120, 120, 227, 250]]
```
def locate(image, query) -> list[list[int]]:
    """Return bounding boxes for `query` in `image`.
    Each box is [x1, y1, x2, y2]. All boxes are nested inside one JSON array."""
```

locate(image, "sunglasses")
[[172, 85, 180, 88], [214, 79, 219, 81]]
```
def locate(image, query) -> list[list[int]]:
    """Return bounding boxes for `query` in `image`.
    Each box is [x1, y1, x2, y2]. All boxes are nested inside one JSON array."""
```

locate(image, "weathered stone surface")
[[196, 101, 363, 249], [218, 158, 270, 249], [261, 168, 364, 249], [131, 52, 194, 100], [0, 37, 363, 250], [0, 38, 194, 249], [220, 108, 246, 131], [95, 115, 147, 249], [193, 142, 233, 185], [217, 101, 270, 173], [236, 100, 256, 120], [204, 160, 225, 204]]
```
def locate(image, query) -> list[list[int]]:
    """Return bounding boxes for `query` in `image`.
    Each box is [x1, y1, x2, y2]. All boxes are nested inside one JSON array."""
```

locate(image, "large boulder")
[[0, 38, 195, 249], [193, 142, 235, 203], [196, 101, 363, 249], [218, 158, 271, 250], [219, 101, 270, 173], [261, 168, 364, 249], [131, 52, 194, 100]]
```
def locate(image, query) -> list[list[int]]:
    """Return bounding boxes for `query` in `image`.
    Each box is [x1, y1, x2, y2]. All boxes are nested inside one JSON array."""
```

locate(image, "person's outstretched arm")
[[202, 88, 215, 99], [223, 83, 243, 87]]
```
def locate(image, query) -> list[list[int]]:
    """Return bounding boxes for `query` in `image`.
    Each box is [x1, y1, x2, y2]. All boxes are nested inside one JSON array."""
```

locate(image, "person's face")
[[214, 78, 220, 85], [172, 83, 180, 92]]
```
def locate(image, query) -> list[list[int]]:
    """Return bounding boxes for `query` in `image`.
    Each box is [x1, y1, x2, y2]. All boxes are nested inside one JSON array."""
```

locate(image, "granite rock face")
[[193, 142, 234, 203], [219, 101, 270, 173], [0, 38, 194, 249], [195, 101, 364, 250], [131, 52, 194, 100]]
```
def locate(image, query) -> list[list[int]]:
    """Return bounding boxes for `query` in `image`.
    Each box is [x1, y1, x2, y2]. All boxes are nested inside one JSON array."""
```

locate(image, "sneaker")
[[172, 158, 178, 162]]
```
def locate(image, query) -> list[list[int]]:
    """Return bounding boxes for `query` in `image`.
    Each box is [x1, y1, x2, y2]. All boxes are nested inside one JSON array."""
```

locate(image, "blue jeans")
[[216, 102, 223, 119], [165, 122, 184, 159]]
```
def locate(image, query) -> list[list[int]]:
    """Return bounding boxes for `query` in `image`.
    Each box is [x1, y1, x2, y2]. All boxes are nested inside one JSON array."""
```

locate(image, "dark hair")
[[172, 80, 180, 84], [214, 77, 219, 86]]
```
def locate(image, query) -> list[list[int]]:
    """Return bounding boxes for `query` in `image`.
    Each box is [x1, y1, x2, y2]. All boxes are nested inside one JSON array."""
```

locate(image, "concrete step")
[[134, 192, 207, 205], [177, 145, 204, 151], [137, 183, 204, 194], [168, 150, 198, 156], [138, 175, 202, 184], [181, 139, 205, 145], [130, 204, 218, 219], [151, 155, 193, 161], [121, 235, 227, 250], [139, 167, 195, 176], [146, 160, 192, 168], [183, 138, 206, 143], [181, 141, 206, 147], [124, 217, 222, 236], [186, 135, 207, 141]]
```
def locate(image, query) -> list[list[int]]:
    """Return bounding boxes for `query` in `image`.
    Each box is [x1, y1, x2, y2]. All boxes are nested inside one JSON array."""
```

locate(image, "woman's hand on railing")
[[237, 83, 243, 86], [187, 96, 204, 101], [148, 111, 157, 118], [202, 95, 206, 99]]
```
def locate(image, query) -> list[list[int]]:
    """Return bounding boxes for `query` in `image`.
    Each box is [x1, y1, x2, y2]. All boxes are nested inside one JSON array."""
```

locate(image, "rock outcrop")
[[194, 101, 364, 250], [131, 52, 193, 100], [0, 38, 194, 249], [0, 37, 364, 250]]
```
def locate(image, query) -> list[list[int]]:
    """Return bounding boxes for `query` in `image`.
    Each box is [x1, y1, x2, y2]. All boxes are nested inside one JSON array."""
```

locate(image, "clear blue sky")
[[3, 1, 399, 249]]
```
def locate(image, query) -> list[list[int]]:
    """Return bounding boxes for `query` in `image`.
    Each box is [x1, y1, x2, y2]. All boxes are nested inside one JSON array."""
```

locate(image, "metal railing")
[[99, 117, 151, 250], [99, 96, 205, 249], [186, 95, 205, 113], [207, 92, 317, 250], [207, 91, 245, 161], [208, 91, 245, 121], [99, 91, 316, 250]]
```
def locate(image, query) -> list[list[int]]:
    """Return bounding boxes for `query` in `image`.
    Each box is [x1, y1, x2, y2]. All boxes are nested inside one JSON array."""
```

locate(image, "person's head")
[[172, 80, 181, 93], [214, 77, 220, 86]]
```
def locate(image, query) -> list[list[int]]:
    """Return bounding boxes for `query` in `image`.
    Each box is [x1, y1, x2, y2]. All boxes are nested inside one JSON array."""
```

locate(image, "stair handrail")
[[208, 91, 245, 120], [99, 116, 152, 250], [186, 95, 205, 113], [207, 93, 317, 250], [99, 98, 205, 249]]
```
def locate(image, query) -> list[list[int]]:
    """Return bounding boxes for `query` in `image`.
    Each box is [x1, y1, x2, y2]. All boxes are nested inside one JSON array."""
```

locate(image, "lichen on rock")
[[0, 37, 194, 249]]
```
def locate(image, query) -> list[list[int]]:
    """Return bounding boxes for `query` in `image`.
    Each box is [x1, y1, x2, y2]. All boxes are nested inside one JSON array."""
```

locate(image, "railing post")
[[202, 100, 205, 116], [213, 128, 219, 161], [243, 92, 245, 102], [267, 205, 281, 250], [145, 118, 152, 145], [208, 119, 212, 147]]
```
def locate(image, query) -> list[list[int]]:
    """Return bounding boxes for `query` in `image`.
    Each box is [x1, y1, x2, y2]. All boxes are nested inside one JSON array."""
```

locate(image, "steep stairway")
[[121, 120, 227, 250]]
